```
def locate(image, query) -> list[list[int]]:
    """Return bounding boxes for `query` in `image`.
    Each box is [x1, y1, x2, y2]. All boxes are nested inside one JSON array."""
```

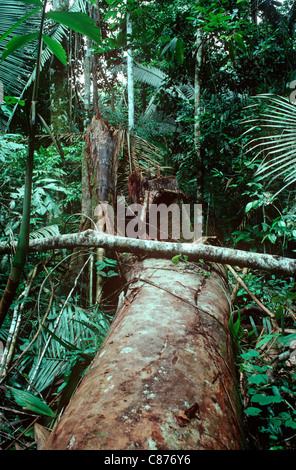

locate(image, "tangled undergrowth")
[[228, 270, 296, 450]]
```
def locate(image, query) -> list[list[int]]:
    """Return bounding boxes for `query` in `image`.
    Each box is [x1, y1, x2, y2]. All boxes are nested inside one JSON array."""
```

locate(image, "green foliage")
[[45, 11, 101, 44], [7, 386, 56, 417], [0, 136, 108, 449], [228, 267, 296, 449], [239, 337, 296, 449], [171, 254, 188, 265], [96, 258, 119, 278], [228, 308, 244, 341], [0, 137, 81, 255]]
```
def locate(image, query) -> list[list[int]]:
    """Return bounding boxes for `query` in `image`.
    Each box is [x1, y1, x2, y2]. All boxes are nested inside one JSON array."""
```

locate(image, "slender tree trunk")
[[194, 28, 203, 206], [0, 1, 47, 328], [127, 9, 134, 132], [49, 0, 70, 134], [43, 258, 245, 450], [84, 36, 92, 125]]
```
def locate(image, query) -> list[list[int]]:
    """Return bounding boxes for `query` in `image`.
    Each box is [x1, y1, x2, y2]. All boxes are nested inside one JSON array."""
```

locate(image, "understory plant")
[[229, 270, 296, 450], [0, 137, 111, 450]]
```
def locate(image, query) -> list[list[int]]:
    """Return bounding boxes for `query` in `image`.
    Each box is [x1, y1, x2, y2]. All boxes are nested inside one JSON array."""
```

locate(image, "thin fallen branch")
[[226, 264, 277, 328], [0, 229, 295, 275], [230, 267, 248, 304]]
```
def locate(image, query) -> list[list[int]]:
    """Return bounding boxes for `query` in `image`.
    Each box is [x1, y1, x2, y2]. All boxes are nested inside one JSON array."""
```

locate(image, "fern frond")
[[244, 94, 296, 196], [29, 225, 60, 240]]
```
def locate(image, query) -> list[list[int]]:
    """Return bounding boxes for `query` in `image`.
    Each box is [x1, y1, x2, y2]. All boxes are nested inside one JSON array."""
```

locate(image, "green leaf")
[[8, 386, 55, 417], [46, 11, 101, 44], [171, 254, 181, 265], [247, 373, 269, 385], [17, 0, 43, 5], [229, 310, 241, 338], [245, 202, 253, 213], [104, 258, 118, 267], [106, 270, 118, 278], [241, 349, 260, 360], [42, 324, 92, 360], [57, 358, 90, 414], [244, 407, 262, 416], [256, 334, 279, 349], [42, 35, 67, 65], [175, 38, 184, 64], [284, 419, 296, 429], [96, 260, 108, 270], [104, 10, 117, 21], [267, 233, 277, 244], [105, 0, 121, 4], [234, 32, 246, 51], [251, 394, 282, 405], [245, 200, 259, 213], [1, 32, 39, 62]]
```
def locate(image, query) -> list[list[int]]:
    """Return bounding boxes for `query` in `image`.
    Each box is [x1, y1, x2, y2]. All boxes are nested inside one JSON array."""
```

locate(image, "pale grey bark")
[[1, 230, 295, 275]]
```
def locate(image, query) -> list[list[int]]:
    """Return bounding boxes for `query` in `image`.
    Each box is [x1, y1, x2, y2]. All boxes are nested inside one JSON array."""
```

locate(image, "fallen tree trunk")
[[44, 258, 245, 450], [1, 230, 295, 275]]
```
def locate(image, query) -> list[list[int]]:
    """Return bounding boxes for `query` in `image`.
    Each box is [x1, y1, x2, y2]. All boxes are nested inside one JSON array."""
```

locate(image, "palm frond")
[[134, 62, 194, 103], [29, 224, 60, 240], [244, 94, 296, 196], [27, 302, 108, 392], [0, 0, 41, 130], [1, 0, 88, 131], [134, 63, 167, 88]]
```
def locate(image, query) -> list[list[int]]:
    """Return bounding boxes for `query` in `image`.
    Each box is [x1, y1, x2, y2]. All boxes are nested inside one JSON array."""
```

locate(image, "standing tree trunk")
[[49, 0, 70, 134], [126, 9, 134, 132], [78, 111, 123, 303], [84, 36, 92, 125], [194, 28, 203, 206], [43, 256, 245, 450], [81, 110, 123, 232]]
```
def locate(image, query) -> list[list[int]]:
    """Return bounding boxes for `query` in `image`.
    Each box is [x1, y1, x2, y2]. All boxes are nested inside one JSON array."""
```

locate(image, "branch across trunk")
[[43, 258, 244, 450], [1, 230, 295, 275]]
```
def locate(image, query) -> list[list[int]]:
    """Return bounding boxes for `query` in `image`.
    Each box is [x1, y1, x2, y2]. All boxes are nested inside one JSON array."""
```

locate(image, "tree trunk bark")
[[81, 111, 123, 232], [49, 0, 70, 134], [43, 258, 245, 450], [126, 10, 134, 132], [83, 36, 92, 125], [3, 230, 295, 275], [194, 28, 203, 206]]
